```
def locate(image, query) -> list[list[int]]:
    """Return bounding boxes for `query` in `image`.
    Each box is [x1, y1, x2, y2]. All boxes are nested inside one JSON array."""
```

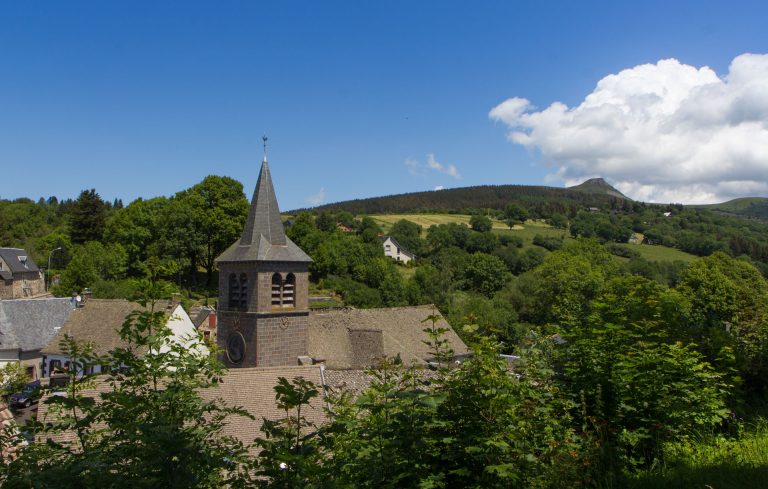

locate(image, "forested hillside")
[[305, 182, 633, 216]]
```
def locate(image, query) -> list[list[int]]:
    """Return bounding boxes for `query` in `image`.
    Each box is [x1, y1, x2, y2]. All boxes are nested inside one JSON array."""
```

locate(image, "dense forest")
[[3, 177, 768, 486]]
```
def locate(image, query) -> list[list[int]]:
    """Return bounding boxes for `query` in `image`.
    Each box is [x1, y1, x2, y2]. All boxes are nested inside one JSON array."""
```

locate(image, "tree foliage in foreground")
[[1, 272, 252, 488]]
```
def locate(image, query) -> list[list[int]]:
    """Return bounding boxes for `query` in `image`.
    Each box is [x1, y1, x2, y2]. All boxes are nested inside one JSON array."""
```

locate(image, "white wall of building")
[[382, 236, 415, 264]]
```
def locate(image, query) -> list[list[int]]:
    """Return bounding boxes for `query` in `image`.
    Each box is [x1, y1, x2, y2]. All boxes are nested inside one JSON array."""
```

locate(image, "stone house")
[[193, 306, 217, 345], [0, 248, 45, 299]]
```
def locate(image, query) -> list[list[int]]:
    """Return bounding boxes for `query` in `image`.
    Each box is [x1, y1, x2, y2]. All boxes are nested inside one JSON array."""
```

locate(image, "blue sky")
[[2, 1, 767, 208]]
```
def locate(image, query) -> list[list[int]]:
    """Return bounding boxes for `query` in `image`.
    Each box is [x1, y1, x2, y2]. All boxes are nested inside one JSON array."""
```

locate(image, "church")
[[214, 149, 468, 370]]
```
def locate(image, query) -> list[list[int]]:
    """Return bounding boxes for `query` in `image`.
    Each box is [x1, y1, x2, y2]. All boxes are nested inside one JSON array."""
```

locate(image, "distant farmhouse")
[[0, 248, 45, 299], [379, 235, 416, 264]]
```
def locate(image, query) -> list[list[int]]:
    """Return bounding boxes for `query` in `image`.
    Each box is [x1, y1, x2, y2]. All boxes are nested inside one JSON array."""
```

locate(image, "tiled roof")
[[200, 366, 327, 450], [323, 367, 441, 400], [0, 298, 73, 352], [308, 305, 469, 368], [0, 248, 40, 273], [193, 307, 212, 328], [41, 299, 141, 356], [37, 366, 327, 453]]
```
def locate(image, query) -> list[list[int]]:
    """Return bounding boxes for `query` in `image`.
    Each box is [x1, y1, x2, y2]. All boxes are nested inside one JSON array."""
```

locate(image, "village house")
[[379, 235, 416, 264], [40, 298, 207, 377], [192, 305, 217, 345], [0, 248, 46, 299], [0, 297, 73, 380]]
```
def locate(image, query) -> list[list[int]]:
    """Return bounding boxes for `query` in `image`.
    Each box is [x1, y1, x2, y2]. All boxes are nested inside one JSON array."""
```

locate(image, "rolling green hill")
[[692, 197, 768, 219]]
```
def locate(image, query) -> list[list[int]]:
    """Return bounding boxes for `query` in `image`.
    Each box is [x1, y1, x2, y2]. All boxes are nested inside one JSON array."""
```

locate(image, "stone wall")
[[256, 313, 309, 367], [0, 272, 44, 299], [217, 311, 309, 368]]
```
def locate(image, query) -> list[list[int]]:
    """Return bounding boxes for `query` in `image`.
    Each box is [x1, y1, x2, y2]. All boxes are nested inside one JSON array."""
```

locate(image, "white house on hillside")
[[380, 236, 416, 264]]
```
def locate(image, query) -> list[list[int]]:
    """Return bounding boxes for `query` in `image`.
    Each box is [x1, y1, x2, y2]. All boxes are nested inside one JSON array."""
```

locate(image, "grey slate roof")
[[216, 159, 312, 264], [0, 298, 73, 352], [0, 248, 40, 273]]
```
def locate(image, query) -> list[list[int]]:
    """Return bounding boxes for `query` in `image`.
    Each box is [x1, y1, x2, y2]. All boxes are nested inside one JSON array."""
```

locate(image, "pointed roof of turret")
[[216, 156, 312, 264], [241, 158, 286, 246]]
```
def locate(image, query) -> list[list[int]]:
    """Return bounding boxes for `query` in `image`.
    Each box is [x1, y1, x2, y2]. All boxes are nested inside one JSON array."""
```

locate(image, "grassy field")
[[494, 221, 570, 247], [370, 214, 511, 233], [370, 214, 565, 245], [370, 214, 696, 263], [613, 243, 698, 263]]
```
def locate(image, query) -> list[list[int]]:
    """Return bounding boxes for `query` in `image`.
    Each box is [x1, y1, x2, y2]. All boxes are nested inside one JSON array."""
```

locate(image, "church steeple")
[[216, 139, 312, 368], [240, 159, 287, 246], [215, 142, 311, 264]]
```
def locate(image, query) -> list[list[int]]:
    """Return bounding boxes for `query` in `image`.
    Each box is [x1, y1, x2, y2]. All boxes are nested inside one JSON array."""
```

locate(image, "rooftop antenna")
[[262, 134, 268, 163]]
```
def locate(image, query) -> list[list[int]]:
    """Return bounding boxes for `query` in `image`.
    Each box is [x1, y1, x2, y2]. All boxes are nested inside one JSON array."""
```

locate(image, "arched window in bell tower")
[[228, 273, 240, 309], [283, 273, 296, 308], [239, 273, 248, 309], [271, 273, 282, 308]]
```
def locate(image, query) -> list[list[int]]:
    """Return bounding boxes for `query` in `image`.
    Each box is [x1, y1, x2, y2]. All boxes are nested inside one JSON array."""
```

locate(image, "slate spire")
[[216, 143, 311, 264], [240, 158, 287, 246]]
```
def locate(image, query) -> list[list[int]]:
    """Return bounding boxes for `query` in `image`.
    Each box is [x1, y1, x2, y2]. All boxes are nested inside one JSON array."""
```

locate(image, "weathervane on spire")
[[262, 135, 268, 162]]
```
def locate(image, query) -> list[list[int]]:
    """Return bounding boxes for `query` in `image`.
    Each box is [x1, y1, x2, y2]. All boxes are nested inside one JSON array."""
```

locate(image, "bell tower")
[[215, 141, 312, 368]]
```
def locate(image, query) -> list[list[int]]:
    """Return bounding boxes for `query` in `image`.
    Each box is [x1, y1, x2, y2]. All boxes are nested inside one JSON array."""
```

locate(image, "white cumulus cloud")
[[305, 187, 326, 206], [490, 53, 768, 203], [434, 185, 445, 191], [405, 154, 462, 179]]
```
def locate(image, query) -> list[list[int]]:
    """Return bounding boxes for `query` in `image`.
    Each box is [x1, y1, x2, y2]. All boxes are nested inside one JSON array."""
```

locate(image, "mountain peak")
[[568, 178, 630, 200]]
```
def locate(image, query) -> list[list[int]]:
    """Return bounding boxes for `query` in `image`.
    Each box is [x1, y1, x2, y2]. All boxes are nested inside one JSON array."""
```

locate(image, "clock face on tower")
[[226, 331, 246, 364]]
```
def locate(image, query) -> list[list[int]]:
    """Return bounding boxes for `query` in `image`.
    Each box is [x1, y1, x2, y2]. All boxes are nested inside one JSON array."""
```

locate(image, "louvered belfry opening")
[[228, 273, 240, 309], [271, 273, 282, 307], [239, 273, 248, 309], [282, 273, 296, 308]]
